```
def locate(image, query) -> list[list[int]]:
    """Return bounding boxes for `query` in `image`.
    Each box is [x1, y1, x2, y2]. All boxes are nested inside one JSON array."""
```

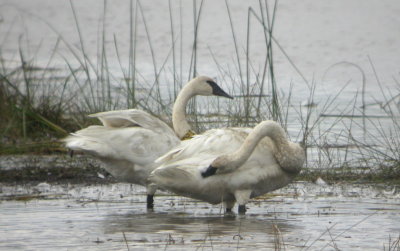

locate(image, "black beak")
[[207, 80, 234, 99], [201, 165, 218, 178]]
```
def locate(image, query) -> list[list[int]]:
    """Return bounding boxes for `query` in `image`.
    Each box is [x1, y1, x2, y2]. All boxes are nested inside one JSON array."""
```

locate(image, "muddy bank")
[[0, 154, 116, 184], [1, 154, 399, 186]]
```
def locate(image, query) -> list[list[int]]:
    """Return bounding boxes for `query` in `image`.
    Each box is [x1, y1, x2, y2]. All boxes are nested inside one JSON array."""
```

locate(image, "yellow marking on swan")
[[181, 130, 196, 140]]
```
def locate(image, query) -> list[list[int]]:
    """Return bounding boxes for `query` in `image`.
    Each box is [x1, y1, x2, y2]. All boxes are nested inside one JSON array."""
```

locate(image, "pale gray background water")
[[1, 0, 399, 93], [1, 0, 399, 82]]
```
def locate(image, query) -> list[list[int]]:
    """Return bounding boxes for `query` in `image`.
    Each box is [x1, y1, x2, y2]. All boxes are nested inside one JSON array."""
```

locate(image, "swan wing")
[[156, 127, 252, 164], [64, 125, 180, 166], [150, 154, 214, 191], [152, 128, 247, 188], [155, 127, 279, 176], [89, 109, 176, 136], [64, 126, 118, 156]]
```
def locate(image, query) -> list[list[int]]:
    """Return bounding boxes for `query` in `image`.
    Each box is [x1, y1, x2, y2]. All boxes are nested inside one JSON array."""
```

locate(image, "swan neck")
[[222, 121, 304, 174], [228, 121, 289, 168], [172, 85, 194, 139]]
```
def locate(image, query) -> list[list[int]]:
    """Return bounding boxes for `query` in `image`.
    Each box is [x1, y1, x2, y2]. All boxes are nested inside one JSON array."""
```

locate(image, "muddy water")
[[1, 182, 399, 250]]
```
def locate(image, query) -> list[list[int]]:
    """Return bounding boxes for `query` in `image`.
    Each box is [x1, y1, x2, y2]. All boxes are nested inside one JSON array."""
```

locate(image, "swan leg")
[[234, 190, 251, 215], [146, 184, 157, 209], [223, 201, 235, 213], [146, 195, 154, 209], [238, 205, 246, 214]]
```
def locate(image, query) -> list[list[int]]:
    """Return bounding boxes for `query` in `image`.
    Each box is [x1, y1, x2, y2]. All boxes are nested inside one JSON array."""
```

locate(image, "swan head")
[[173, 76, 233, 139], [189, 76, 233, 99], [201, 155, 233, 178]]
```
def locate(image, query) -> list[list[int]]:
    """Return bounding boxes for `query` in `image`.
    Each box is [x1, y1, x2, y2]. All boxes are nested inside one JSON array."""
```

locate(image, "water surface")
[[1, 182, 399, 250]]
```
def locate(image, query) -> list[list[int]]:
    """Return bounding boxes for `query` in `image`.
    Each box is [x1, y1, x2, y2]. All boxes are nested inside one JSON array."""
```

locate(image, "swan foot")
[[201, 165, 217, 178], [224, 201, 235, 214], [238, 205, 246, 214], [224, 208, 235, 218], [146, 195, 154, 209]]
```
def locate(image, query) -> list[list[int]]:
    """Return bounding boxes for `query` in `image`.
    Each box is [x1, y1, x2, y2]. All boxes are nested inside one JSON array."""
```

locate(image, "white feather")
[[150, 121, 305, 211], [62, 76, 232, 203]]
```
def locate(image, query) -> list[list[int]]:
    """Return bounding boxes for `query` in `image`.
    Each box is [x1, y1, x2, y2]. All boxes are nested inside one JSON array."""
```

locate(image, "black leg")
[[238, 205, 246, 214], [147, 195, 154, 209]]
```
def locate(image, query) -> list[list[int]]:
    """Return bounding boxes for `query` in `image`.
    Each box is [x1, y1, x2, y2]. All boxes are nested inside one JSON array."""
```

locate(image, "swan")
[[63, 76, 233, 208], [149, 120, 305, 214]]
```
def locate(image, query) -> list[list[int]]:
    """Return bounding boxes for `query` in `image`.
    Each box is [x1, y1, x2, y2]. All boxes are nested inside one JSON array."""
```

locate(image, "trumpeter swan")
[[149, 120, 305, 214], [63, 76, 233, 208]]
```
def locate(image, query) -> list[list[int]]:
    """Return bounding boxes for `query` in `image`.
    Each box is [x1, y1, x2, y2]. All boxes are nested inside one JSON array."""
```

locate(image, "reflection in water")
[[103, 211, 297, 236], [1, 183, 399, 250]]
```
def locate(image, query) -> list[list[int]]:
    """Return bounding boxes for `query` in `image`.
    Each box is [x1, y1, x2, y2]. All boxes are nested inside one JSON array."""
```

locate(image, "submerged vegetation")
[[0, 0, 399, 183]]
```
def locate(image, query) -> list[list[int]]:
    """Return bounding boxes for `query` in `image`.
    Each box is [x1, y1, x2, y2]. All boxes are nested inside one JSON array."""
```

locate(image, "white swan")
[[63, 76, 233, 208], [149, 120, 305, 214]]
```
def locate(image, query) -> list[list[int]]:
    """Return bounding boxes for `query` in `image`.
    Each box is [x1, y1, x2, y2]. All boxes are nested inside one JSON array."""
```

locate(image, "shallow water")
[[0, 0, 399, 168], [1, 182, 399, 250]]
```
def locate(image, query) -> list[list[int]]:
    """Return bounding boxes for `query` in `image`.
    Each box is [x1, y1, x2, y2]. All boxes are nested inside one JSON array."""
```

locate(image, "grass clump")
[[0, 63, 68, 133], [298, 162, 400, 185], [0, 56, 79, 153]]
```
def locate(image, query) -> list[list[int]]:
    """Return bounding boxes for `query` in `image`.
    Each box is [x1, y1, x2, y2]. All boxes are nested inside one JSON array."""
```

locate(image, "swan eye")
[[206, 80, 233, 99]]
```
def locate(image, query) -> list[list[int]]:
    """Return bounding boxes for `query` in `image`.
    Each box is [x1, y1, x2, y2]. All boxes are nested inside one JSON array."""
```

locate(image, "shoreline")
[[1, 154, 399, 186]]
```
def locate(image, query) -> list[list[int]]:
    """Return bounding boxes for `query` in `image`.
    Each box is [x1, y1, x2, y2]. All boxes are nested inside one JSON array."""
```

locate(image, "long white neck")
[[172, 82, 195, 139], [223, 121, 304, 174]]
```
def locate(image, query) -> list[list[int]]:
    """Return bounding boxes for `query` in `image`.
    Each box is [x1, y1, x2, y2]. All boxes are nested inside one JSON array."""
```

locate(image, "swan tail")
[[155, 148, 182, 163], [62, 134, 115, 158]]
